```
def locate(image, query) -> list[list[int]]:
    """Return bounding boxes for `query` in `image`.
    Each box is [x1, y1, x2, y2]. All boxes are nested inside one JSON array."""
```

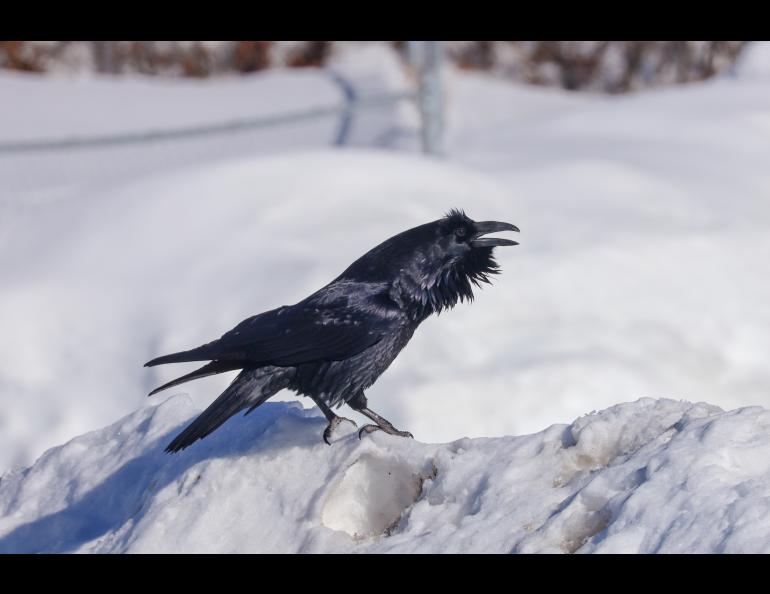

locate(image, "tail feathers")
[[144, 343, 217, 368], [165, 366, 293, 453], [148, 360, 243, 396]]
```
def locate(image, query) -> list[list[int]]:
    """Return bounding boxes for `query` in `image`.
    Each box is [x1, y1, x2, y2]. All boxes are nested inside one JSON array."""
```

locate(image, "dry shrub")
[[0, 41, 751, 94]]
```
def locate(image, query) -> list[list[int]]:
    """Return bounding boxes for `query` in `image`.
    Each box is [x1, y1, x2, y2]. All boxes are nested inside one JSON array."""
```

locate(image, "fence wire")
[[0, 91, 416, 156]]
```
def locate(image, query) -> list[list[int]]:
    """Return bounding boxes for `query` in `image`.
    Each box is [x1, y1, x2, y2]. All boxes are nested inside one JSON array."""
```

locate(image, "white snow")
[[2, 397, 769, 553]]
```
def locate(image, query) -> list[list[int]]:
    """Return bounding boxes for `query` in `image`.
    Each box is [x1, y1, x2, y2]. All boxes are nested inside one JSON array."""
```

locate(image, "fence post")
[[92, 41, 117, 74], [408, 41, 444, 156]]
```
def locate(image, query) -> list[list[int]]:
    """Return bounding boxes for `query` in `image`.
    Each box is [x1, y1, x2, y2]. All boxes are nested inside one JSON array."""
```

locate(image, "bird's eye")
[[455, 227, 467, 239]]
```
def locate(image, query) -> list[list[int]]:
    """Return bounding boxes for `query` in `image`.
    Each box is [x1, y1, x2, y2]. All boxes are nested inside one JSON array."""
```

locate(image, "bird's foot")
[[323, 416, 358, 445], [358, 423, 414, 440]]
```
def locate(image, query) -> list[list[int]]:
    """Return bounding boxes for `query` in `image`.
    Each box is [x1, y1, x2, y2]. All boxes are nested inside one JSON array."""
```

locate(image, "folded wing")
[[145, 298, 390, 368]]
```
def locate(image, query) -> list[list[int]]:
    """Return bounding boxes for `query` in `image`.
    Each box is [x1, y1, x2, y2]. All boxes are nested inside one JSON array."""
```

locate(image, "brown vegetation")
[[0, 41, 750, 94]]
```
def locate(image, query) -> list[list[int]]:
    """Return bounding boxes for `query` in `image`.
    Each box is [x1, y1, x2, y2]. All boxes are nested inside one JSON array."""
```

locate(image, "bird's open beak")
[[471, 221, 520, 247]]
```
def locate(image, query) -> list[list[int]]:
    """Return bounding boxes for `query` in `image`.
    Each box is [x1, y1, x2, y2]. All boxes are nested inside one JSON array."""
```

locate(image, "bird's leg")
[[347, 392, 414, 440], [311, 396, 357, 445]]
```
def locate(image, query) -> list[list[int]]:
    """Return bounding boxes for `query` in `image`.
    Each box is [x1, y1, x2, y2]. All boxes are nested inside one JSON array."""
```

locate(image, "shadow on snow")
[[0, 401, 325, 553]]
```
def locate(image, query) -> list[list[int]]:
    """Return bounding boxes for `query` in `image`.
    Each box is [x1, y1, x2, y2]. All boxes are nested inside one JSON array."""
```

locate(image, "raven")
[[145, 209, 519, 452]]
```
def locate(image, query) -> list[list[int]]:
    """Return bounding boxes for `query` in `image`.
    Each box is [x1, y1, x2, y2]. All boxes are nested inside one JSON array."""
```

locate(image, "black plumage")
[[145, 209, 519, 452]]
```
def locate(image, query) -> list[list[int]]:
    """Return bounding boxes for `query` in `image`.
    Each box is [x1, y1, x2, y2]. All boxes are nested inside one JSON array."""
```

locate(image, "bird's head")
[[340, 209, 519, 315]]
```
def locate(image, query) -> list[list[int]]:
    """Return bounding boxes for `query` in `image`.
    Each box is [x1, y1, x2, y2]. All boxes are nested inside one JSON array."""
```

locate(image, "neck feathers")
[[393, 248, 500, 318]]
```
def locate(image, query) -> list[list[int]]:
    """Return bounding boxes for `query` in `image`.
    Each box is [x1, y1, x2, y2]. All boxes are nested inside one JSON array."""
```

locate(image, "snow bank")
[[0, 45, 410, 205], [1, 397, 769, 553]]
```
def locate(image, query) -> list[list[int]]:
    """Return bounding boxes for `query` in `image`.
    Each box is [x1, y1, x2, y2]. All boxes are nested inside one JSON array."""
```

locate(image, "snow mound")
[[2, 396, 769, 553]]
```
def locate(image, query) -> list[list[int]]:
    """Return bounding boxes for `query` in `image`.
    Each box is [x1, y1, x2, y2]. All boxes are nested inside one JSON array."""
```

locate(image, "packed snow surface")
[[3, 45, 770, 473], [1, 397, 769, 553]]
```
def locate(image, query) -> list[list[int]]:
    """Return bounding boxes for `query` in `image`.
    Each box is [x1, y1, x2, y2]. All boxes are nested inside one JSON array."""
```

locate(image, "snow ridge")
[[1, 396, 769, 553]]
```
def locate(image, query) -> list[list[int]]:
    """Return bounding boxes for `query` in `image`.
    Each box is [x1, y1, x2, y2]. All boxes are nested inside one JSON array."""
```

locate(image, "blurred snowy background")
[[2, 40, 770, 473]]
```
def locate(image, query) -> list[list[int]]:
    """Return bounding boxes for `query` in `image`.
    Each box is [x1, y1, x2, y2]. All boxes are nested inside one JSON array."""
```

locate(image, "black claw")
[[323, 416, 357, 445], [358, 424, 381, 439]]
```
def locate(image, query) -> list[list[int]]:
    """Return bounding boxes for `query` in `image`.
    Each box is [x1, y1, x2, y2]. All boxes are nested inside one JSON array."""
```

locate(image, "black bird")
[[145, 209, 519, 452]]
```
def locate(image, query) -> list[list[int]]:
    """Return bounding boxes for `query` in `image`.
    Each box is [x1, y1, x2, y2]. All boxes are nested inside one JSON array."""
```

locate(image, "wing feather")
[[202, 300, 389, 366]]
